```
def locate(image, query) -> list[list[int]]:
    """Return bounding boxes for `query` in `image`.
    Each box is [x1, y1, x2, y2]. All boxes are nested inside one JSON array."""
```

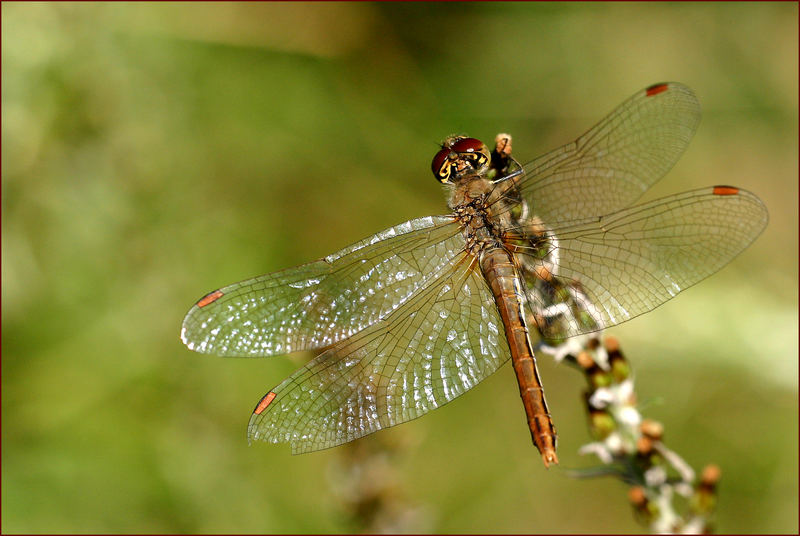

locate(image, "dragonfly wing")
[[522, 187, 768, 340], [181, 216, 462, 357], [517, 82, 701, 225], [247, 254, 509, 453]]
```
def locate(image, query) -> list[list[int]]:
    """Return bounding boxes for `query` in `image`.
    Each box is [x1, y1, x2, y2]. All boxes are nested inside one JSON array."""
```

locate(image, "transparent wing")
[[517, 82, 702, 225], [247, 256, 509, 453], [181, 216, 462, 357], [519, 186, 769, 340]]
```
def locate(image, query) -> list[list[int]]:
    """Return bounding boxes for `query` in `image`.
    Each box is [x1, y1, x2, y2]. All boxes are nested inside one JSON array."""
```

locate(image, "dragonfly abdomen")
[[480, 247, 558, 467]]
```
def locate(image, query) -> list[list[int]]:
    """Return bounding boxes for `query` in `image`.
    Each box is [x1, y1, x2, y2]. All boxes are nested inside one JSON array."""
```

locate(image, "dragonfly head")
[[431, 136, 491, 184]]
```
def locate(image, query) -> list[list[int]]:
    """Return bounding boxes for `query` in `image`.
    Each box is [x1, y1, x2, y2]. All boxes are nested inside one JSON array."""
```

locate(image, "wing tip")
[[179, 326, 191, 348]]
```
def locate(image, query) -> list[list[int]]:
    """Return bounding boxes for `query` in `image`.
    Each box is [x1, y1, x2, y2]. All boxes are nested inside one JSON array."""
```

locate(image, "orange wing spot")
[[645, 83, 669, 97], [254, 392, 277, 415], [713, 185, 740, 196], [197, 290, 224, 308]]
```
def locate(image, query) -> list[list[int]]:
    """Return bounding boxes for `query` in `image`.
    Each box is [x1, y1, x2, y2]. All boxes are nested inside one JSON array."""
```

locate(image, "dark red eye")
[[450, 137, 485, 153], [431, 147, 451, 182]]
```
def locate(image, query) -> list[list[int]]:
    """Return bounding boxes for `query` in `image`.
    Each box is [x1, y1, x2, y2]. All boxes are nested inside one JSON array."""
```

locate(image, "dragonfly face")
[[431, 136, 492, 183], [181, 82, 768, 466]]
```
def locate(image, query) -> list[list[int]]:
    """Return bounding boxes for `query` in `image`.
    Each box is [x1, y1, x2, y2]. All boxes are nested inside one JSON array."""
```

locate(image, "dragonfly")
[[181, 82, 768, 467]]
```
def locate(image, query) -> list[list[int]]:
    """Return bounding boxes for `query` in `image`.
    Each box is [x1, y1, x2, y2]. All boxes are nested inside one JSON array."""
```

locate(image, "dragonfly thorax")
[[453, 189, 506, 257], [447, 173, 494, 208]]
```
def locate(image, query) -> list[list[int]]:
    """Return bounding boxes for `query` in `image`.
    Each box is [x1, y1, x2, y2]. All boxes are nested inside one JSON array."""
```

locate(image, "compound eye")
[[431, 147, 452, 183], [452, 137, 490, 175], [450, 137, 486, 154]]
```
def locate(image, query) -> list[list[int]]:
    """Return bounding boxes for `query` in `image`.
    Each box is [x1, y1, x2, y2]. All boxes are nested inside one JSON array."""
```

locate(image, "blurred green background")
[[2, 2, 797, 533]]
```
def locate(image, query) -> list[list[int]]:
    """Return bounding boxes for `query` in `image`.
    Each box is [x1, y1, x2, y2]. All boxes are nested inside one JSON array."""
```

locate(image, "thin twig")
[[540, 333, 721, 533]]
